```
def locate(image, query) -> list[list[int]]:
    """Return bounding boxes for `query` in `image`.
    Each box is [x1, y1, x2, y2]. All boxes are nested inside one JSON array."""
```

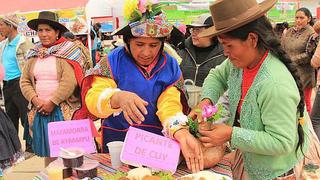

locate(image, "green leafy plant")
[[186, 104, 226, 138]]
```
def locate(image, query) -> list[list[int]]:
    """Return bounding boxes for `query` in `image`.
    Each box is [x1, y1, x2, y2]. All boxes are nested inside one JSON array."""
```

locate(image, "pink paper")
[[121, 127, 180, 173], [48, 119, 96, 157]]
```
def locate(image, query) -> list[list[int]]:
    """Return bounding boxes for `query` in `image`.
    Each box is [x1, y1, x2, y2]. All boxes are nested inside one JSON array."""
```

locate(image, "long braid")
[[258, 20, 305, 153], [225, 16, 305, 152]]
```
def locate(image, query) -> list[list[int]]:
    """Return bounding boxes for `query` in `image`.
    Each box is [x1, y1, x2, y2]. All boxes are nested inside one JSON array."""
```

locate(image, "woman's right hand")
[[188, 98, 213, 121], [31, 97, 45, 111], [111, 90, 148, 125]]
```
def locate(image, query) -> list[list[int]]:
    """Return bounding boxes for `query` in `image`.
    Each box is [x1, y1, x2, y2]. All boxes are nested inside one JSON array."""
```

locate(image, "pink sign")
[[120, 127, 180, 173], [48, 119, 96, 157]]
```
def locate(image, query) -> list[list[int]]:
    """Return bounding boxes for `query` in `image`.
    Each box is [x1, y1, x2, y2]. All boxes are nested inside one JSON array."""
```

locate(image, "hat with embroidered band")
[[112, 0, 174, 38], [199, 0, 277, 37], [27, 11, 69, 33]]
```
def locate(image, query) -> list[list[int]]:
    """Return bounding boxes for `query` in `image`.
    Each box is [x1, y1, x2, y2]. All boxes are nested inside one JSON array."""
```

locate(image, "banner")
[[92, 16, 114, 33], [17, 7, 88, 37], [267, 2, 299, 23], [48, 119, 96, 157], [121, 127, 180, 173], [163, 9, 209, 25]]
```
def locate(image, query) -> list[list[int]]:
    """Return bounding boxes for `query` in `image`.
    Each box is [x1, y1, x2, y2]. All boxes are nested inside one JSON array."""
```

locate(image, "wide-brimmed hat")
[[112, 0, 173, 38], [1, 14, 20, 28], [199, 0, 277, 37], [187, 13, 213, 28], [27, 11, 68, 33]]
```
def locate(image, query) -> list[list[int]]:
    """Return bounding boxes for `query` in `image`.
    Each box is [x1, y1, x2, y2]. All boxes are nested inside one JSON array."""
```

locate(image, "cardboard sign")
[[121, 127, 180, 173], [48, 119, 96, 157]]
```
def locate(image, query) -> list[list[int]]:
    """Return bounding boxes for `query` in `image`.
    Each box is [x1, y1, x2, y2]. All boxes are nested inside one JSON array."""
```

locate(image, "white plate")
[[177, 170, 232, 180]]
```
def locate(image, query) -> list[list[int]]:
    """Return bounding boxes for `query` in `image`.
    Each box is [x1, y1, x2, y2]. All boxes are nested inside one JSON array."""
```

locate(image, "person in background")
[[90, 23, 101, 67], [178, 13, 227, 110], [74, 0, 204, 173], [20, 11, 84, 166], [282, 7, 316, 113], [310, 20, 320, 139], [178, 13, 226, 87], [63, 31, 93, 70], [187, 0, 319, 179], [0, 63, 23, 171], [0, 33, 6, 101], [0, 14, 33, 152], [274, 21, 289, 39]]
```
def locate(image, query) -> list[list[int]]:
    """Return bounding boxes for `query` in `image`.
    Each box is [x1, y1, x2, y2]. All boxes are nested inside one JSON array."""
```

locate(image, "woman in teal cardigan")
[[187, 0, 312, 179]]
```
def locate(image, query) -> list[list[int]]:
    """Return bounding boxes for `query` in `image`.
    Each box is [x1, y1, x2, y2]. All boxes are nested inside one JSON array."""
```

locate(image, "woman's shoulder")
[[108, 46, 126, 57], [261, 53, 297, 87]]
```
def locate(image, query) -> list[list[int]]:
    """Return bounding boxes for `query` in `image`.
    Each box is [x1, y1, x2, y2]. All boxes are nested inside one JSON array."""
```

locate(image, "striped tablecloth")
[[85, 153, 233, 179]]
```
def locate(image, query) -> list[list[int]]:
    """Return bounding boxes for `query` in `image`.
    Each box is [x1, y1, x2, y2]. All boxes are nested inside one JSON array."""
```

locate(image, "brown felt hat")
[[199, 0, 277, 37], [27, 11, 68, 33]]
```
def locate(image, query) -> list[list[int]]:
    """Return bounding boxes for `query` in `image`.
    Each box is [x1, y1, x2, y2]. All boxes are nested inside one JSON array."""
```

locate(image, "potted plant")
[[186, 104, 228, 168]]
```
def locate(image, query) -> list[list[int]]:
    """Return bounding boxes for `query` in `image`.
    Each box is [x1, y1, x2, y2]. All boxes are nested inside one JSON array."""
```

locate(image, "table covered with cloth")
[[85, 153, 233, 179]]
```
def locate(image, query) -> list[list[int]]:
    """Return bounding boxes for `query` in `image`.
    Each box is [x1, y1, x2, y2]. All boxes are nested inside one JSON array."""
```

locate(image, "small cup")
[[59, 147, 84, 168], [74, 160, 99, 179], [47, 166, 63, 180], [107, 141, 124, 168]]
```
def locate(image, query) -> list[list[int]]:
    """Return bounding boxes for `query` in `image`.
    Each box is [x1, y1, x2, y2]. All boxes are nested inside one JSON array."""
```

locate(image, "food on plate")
[[106, 168, 175, 179], [47, 159, 72, 179], [127, 167, 152, 180], [142, 175, 161, 180], [178, 170, 230, 180]]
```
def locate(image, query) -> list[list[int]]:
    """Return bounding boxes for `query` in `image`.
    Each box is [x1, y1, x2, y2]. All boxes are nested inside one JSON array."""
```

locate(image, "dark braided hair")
[[223, 16, 305, 153]]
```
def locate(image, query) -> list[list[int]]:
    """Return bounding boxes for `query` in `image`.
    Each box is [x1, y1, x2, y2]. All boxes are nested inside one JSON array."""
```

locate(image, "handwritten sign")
[[121, 127, 180, 173], [48, 119, 96, 157]]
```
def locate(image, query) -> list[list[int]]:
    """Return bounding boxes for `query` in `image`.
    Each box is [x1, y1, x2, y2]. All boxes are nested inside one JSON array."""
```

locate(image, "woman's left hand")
[[198, 124, 233, 147], [38, 100, 56, 115]]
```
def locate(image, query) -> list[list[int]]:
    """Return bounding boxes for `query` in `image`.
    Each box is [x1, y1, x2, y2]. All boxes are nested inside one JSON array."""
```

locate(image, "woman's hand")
[[31, 97, 45, 111], [198, 124, 233, 147], [111, 90, 148, 125], [38, 100, 56, 115], [188, 98, 213, 122], [174, 129, 204, 173]]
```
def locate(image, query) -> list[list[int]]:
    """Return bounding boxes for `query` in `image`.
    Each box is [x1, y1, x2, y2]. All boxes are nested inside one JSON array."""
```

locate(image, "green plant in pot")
[[186, 104, 227, 168]]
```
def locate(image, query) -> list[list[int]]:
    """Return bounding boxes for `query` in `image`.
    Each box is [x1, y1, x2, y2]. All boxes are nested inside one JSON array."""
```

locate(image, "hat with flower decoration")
[[112, 0, 175, 38]]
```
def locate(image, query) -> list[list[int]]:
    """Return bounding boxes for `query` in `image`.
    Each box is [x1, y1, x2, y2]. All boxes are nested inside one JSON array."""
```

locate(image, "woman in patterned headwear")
[[20, 11, 86, 165], [74, 0, 204, 173]]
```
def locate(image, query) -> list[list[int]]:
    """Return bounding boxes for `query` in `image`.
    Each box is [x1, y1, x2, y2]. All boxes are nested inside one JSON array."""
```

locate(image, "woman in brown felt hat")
[[186, 0, 320, 179], [20, 11, 87, 166]]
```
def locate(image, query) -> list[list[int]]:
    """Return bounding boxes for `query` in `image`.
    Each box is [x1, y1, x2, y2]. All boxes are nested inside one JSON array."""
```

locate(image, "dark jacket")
[[178, 37, 226, 86], [281, 25, 316, 89]]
